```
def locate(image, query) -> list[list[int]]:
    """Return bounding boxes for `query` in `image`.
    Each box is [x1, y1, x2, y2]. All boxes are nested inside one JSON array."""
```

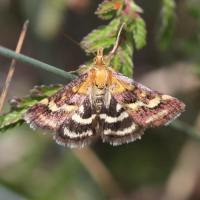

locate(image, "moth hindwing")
[[23, 24, 185, 148]]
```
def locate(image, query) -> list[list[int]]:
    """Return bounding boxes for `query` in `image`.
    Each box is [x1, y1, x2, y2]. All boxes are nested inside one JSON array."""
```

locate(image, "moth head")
[[93, 47, 106, 65]]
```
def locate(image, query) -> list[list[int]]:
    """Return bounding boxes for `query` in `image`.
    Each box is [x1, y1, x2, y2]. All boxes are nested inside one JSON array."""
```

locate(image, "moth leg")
[[68, 65, 87, 74]]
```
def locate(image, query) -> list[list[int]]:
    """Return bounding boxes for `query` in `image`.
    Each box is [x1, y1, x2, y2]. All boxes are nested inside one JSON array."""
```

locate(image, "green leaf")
[[133, 17, 146, 49], [0, 110, 27, 133], [81, 18, 120, 53], [95, 0, 123, 20], [98, 10, 117, 20], [120, 14, 135, 31], [129, 1, 143, 13], [0, 85, 63, 133], [29, 84, 63, 98], [89, 37, 116, 54], [157, 0, 176, 50]]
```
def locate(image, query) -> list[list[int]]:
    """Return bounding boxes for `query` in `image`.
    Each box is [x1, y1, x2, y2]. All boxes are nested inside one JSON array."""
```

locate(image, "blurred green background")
[[0, 0, 200, 200]]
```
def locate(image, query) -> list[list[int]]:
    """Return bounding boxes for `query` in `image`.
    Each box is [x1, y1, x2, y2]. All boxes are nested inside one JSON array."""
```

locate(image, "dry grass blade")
[[0, 20, 29, 114]]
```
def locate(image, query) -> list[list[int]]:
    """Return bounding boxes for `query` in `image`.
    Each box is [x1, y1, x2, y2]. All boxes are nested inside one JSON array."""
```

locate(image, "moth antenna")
[[105, 23, 126, 63], [64, 34, 96, 57]]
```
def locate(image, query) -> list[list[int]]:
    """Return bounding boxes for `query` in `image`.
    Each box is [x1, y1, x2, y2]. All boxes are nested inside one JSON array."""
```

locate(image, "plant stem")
[[0, 46, 77, 80], [0, 20, 29, 115]]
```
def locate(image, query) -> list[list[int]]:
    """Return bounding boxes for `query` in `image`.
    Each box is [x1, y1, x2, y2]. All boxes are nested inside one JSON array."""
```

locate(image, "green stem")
[[170, 119, 200, 142], [0, 45, 77, 80]]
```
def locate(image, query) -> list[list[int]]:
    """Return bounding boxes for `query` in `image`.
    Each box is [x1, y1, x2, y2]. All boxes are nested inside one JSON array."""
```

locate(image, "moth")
[[23, 24, 185, 148]]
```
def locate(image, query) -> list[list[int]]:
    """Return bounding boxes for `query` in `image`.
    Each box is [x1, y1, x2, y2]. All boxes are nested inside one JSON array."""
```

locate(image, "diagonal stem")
[[106, 23, 125, 63], [0, 46, 77, 81], [0, 20, 29, 115]]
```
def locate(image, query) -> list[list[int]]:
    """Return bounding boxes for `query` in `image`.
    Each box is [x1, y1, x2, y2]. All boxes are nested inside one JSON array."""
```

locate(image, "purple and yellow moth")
[[23, 24, 185, 148]]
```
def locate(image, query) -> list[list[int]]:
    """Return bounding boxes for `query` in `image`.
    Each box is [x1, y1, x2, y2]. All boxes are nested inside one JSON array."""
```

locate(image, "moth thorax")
[[95, 69, 108, 89], [95, 89, 105, 96]]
